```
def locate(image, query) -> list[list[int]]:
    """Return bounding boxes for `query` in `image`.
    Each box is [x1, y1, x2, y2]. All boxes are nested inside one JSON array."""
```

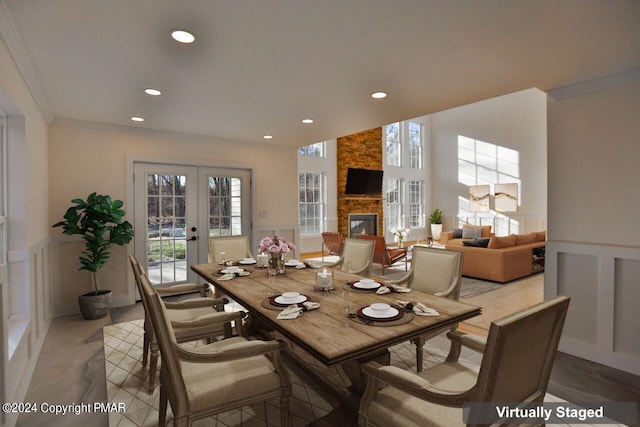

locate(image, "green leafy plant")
[[53, 193, 134, 295], [429, 208, 444, 224]]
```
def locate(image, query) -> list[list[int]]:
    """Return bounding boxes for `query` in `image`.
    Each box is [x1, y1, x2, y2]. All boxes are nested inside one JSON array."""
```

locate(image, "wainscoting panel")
[[546, 241, 640, 376]]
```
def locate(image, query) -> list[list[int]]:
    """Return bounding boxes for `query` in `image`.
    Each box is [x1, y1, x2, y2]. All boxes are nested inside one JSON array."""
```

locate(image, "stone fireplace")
[[337, 128, 384, 238], [348, 213, 378, 237]]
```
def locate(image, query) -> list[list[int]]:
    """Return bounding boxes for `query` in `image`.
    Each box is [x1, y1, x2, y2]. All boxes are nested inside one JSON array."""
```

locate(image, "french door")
[[134, 163, 251, 287]]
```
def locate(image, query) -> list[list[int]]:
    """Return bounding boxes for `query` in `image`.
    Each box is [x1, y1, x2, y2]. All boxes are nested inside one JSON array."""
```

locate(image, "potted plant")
[[429, 208, 444, 241], [53, 193, 134, 320]]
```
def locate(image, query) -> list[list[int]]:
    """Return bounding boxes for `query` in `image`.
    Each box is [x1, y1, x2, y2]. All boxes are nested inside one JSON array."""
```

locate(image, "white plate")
[[221, 268, 244, 274], [239, 259, 256, 265], [353, 280, 381, 289], [285, 261, 302, 267], [274, 295, 307, 305], [362, 306, 399, 319]]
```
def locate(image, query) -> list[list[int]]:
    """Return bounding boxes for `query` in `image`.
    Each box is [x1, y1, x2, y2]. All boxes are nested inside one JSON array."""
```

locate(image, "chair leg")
[[280, 396, 290, 427], [412, 336, 426, 372], [159, 386, 168, 427], [445, 338, 462, 363], [142, 332, 149, 367], [148, 344, 158, 393]]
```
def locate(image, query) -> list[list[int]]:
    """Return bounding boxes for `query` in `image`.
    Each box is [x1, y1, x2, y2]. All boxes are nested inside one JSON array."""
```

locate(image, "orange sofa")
[[443, 231, 546, 283]]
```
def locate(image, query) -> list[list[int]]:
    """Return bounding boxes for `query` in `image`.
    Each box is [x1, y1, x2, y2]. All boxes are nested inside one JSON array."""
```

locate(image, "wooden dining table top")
[[191, 262, 481, 367]]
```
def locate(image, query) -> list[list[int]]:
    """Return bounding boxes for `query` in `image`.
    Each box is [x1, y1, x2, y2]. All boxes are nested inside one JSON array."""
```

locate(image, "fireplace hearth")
[[348, 213, 378, 238]]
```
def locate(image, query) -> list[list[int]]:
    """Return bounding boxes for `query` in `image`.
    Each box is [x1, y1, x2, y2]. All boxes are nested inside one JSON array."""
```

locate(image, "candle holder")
[[315, 268, 334, 292]]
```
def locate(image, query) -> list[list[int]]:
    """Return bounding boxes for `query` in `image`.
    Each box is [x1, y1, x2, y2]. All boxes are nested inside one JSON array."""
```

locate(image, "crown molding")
[[547, 68, 640, 100], [0, 2, 54, 122]]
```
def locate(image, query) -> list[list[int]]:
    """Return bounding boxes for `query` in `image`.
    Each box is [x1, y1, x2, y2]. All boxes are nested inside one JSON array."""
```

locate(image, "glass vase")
[[268, 252, 286, 276]]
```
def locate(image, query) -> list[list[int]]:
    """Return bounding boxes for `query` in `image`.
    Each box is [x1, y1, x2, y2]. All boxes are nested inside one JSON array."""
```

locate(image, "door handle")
[[189, 236, 197, 241]]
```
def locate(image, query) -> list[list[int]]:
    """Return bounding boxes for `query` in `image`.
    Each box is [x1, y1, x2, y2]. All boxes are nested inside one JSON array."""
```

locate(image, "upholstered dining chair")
[[142, 273, 291, 427], [387, 247, 463, 371], [325, 237, 375, 277], [208, 235, 253, 264], [359, 295, 570, 427], [129, 255, 245, 393], [357, 234, 408, 274]]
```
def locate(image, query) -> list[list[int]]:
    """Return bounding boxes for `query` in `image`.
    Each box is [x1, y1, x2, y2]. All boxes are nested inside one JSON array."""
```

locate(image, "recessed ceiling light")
[[302, 118, 314, 124], [371, 91, 387, 99], [130, 116, 145, 122], [144, 88, 162, 96], [171, 29, 196, 44], [263, 135, 273, 139]]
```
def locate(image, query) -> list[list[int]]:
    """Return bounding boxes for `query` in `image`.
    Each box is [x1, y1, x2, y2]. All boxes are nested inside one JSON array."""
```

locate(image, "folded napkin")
[[218, 271, 250, 281], [376, 285, 412, 294], [396, 300, 440, 316], [302, 301, 320, 311], [277, 305, 303, 320]]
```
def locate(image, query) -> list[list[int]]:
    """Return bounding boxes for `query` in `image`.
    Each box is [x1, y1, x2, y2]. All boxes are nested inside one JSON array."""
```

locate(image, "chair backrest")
[[129, 254, 153, 325], [356, 234, 389, 264], [321, 232, 344, 256], [140, 272, 190, 413], [409, 247, 463, 299], [340, 238, 375, 277], [474, 295, 570, 407], [208, 235, 252, 263]]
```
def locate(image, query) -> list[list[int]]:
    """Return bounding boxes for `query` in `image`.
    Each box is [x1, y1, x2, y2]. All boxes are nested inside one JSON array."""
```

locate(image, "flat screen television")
[[345, 168, 383, 195]]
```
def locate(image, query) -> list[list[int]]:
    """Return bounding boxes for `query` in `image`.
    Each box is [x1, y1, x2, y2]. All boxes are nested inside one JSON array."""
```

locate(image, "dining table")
[[191, 261, 481, 395]]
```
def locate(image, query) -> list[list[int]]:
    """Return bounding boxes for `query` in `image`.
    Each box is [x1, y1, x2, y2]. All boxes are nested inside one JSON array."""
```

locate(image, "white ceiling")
[[2, 0, 640, 147]]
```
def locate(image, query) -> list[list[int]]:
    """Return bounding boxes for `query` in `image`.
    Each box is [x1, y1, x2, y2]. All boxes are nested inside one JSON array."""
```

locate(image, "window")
[[408, 122, 422, 169], [385, 178, 403, 230], [385, 123, 401, 166], [408, 180, 424, 227], [298, 141, 325, 157], [299, 172, 324, 234], [208, 176, 242, 236]]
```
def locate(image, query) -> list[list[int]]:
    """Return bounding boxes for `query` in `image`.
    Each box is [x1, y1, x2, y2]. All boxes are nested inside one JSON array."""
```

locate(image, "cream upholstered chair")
[[129, 255, 245, 393], [325, 237, 375, 277], [208, 235, 252, 264], [142, 273, 291, 427], [359, 295, 570, 427], [388, 247, 463, 371]]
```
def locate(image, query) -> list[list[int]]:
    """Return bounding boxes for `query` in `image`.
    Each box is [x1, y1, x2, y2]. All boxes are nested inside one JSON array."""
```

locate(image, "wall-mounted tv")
[[345, 168, 383, 195]]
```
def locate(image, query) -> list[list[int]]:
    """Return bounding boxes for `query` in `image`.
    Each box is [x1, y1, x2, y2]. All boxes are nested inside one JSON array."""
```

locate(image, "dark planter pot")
[[78, 290, 112, 320]]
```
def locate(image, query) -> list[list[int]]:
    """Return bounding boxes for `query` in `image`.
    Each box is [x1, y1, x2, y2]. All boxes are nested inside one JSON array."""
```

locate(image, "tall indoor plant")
[[429, 208, 444, 241], [53, 192, 134, 319]]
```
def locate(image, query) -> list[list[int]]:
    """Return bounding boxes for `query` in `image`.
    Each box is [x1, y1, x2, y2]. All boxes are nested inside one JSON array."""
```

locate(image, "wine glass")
[[342, 289, 351, 327]]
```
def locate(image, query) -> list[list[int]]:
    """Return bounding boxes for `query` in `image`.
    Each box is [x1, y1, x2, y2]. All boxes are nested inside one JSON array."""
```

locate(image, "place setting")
[[261, 291, 321, 317], [348, 302, 415, 327], [216, 265, 251, 280], [347, 278, 412, 295]]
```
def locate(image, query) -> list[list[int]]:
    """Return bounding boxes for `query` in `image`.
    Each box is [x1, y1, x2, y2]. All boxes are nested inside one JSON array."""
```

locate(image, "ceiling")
[[2, 0, 640, 148]]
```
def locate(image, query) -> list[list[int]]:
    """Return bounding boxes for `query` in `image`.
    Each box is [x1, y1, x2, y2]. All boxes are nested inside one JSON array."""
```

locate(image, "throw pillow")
[[463, 237, 490, 248], [516, 233, 537, 245], [463, 224, 492, 237], [487, 234, 517, 249], [453, 228, 463, 239], [462, 227, 481, 239]]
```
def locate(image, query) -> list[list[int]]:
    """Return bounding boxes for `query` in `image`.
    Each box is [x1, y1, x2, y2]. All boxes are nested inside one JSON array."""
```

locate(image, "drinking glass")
[[342, 289, 351, 327]]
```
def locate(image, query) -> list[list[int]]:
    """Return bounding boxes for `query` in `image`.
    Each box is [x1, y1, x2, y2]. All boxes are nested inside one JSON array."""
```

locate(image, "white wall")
[[49, 122, 299, 315], [429, 88, 547, 234], [0, 33, 51, 427], [546, 81, 640, 376]]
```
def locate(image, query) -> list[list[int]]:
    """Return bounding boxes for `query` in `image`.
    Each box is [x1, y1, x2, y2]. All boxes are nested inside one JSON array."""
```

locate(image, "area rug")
[[103, 319, 586, 427], [102, 321, 479, 427]]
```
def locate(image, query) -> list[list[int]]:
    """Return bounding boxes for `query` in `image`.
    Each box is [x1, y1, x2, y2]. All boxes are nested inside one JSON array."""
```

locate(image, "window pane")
[[298, 172, 324, 234]]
